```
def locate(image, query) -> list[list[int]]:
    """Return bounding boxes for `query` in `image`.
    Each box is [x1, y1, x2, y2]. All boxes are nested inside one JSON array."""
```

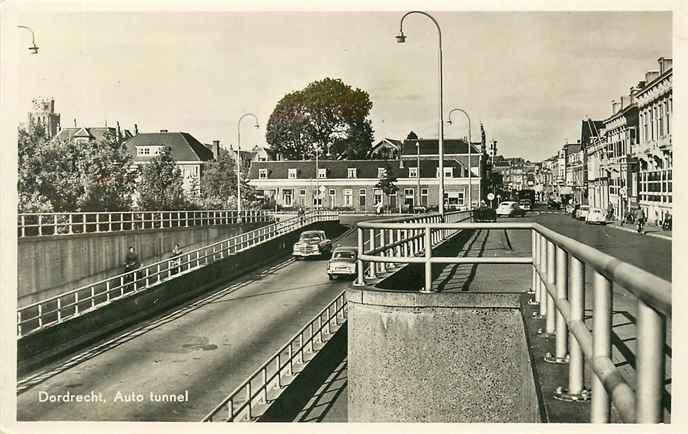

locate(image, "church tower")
[[28, 97, 61, 139]]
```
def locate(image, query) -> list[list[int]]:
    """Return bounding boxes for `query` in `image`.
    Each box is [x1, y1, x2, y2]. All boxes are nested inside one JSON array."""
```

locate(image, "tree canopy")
[[136, 148, 186, 210], [17, 125, 137, 212], [266, 78, 374, 160], [196, 147, 256, 209]]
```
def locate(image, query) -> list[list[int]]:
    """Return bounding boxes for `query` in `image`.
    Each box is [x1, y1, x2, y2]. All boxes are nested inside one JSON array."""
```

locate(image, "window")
[[348, 168, 357, 178], [359, 189, 366, 207], [374, 189, 383, 205], [283, 189, 293, 207], [193, 166, 199, 177], [137, 146, 150, 156], [444, 167, 454, 178], [377, 167, 386, 178], [343, 189, 353, 207], [420, 188, 428, 207], [318, 168, 327, 179], [409, 167, 418, 178], [259, 169, 268, 179], [288, 168, 297, 179], [329, 189, 336, 208], [404, 188, 415, 207], [313, 191, 322, 207]]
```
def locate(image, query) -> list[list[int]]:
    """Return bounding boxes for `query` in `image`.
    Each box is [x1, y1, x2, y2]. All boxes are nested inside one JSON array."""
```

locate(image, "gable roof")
[[400, 138, 481, 156], [53, 127, 133, 143], [580, 120, 604, 146], [125, 132, 215, 162]]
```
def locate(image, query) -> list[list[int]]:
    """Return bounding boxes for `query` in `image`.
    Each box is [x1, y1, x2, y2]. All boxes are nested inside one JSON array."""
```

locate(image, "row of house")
[[533, 57, 672, 225], [247, 131, 485, 212]]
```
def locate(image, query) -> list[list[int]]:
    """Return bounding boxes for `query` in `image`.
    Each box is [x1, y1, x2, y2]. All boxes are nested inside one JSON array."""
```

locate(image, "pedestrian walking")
[[124, 246, 141, 291], [634, 207, 646, 234], [170, 243, 183, 275]]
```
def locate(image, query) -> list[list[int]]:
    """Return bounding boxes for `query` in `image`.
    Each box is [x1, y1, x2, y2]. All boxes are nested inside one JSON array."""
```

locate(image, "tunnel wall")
[[18, 221, 347, 373], [18, 222, 267, 308], [346, 289, 541, 423]]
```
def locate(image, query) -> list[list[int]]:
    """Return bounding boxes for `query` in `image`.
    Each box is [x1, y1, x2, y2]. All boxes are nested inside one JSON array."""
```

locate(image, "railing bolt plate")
[[532, 312, 544, 319], [537, 328, 555, 338], [553, 386, 591, 402], [544, 352, 570, 365]]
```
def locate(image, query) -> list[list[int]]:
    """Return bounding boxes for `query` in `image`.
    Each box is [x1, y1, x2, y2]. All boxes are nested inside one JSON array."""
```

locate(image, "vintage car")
[[585, 207, 607, 225], [575, 205, 591, 221], [473, 205, 497, 222], [496, 201, 526, 218], [518, 199, 532, 211], [293, 230, 332, 259], [327, 246, 358, 280]]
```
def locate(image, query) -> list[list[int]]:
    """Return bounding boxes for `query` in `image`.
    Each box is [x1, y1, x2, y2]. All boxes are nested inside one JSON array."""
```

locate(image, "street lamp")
[[236, 113, 259, 213], [447, 108, 475, 209], [396, 11, 445, 215], [17, 25, 39, 54]]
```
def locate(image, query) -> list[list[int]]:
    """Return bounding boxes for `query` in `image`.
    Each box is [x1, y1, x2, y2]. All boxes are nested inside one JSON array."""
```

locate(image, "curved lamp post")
[[17, 25, 39, 54], [447, 108, 475, 209], [236, 113, 259, 213], [396, 11, 444, 215]]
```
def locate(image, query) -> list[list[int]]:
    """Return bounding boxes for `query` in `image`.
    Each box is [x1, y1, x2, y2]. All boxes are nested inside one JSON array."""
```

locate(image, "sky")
[[16, 8, 672, 161]]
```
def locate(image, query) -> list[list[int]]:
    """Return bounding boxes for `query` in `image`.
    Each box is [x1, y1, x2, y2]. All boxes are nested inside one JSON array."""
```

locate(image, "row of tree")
[[17, 125, 250, 213]]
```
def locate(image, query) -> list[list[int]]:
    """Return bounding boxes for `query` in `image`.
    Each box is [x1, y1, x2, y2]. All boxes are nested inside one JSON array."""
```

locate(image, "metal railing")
[[18, 209, 272, 237], [354, 210, 472, 288], [17, 210, 339, 338], [202, 291, 347, 422], [354, 219, 671, 423], [267, 210, 415, 221]]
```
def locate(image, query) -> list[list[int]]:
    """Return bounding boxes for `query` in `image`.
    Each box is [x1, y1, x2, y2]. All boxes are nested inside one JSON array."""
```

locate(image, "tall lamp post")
[[236, 113, 259, 213], [17, 25, 39, 54], [396, 11, 445, 215], [447, 108, 475, 209]]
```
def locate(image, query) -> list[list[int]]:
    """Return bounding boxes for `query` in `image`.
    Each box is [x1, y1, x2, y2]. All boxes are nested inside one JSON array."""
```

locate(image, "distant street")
[[532, 212, 671, 281]]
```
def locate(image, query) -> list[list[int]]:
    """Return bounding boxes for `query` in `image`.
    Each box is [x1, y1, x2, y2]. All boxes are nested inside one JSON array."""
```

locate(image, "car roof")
[[499, 201, 516, 205], [333, 246, 357, 253], [580, 205, 590, 208], [301, 230, 324, 236]]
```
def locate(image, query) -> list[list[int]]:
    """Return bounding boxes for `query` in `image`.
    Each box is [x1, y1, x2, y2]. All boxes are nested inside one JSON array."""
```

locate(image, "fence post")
[[590, 270, 612, 423], [529, 230, 539, 306], [538, 234, 547, 319], [543, 240, 556, 336], [367, 228, 376, 279], [636, 300, 665, 423], [554, 255, 589, 402], [421, 225, 432, 293], [545, 245, 569, 363]]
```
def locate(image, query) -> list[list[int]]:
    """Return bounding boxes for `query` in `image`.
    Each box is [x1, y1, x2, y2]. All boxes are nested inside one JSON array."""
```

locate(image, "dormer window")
[[288, 168, 297, 179], [377, 167, 387, 178], [348, 168, 357, 178], [409, 167, 418, 178], [318, 168, 327, 179], [259, 169, 269, 179]]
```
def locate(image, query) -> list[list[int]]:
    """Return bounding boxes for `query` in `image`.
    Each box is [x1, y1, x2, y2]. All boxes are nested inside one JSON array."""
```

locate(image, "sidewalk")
[[608, 221, 672, 240]]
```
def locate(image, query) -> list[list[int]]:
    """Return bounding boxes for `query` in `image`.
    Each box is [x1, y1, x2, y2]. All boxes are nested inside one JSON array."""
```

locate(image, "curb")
[[608, 223, 672, 241]]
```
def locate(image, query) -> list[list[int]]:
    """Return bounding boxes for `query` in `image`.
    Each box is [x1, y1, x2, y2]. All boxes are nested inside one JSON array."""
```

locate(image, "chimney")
[[212, 139, 220, 160], [645, 70, 660, 83], [658, 57, 673, 75], [116, 121, 121, 140], [134, 123, 139, 135], [611, 99, 620, 114], [629, 86, 638, 104], [160, 129, 168, 133], [619, 95, 628, 110], [73, 118, 77, 128]]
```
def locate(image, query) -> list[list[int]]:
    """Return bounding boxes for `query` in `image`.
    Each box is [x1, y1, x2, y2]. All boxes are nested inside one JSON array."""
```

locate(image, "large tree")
[[266, 78, 374, 160], [136, 148, 186, 210], [78, 129, 137, 211], [195, 147, 257, 209], [18, 125, 138, 212]]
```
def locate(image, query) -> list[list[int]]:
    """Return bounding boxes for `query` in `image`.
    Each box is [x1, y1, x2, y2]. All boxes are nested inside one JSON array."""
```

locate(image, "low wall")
[[18, 222, 266, 307], [346, 289, 540, 423], [18, 221, 347, 373]]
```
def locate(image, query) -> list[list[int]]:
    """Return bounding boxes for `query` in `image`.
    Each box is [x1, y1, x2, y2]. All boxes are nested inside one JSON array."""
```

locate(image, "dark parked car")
[[547, 200, 561, 210], [473, 206, 497, 222]]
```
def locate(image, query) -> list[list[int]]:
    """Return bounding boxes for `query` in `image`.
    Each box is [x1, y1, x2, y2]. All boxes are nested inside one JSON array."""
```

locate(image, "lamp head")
[[29, 45, 39, 54], [446, 119, 453, 126], [254, 123, 260, 129], [395, 32, 406, 43]]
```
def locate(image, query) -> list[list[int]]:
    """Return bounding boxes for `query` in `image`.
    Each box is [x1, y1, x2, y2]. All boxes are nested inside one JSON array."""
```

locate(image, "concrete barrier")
[[18, 222, 266, 307], [18, 221, 347, 374], [346, 288, 541, 423]]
